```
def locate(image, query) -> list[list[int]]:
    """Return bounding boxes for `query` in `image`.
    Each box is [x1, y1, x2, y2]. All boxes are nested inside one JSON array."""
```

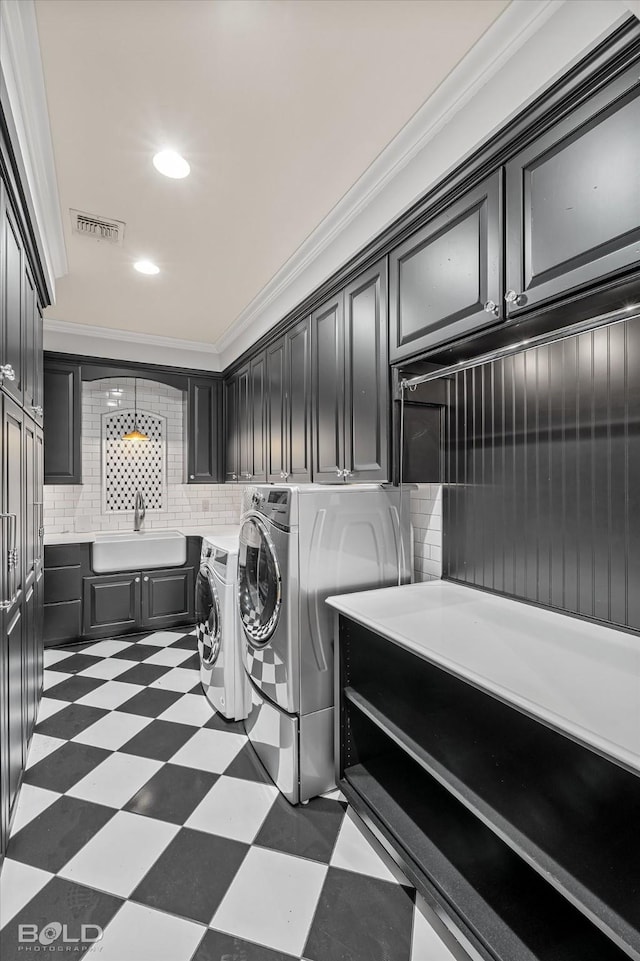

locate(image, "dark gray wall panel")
[[445, 314, 640, 633]]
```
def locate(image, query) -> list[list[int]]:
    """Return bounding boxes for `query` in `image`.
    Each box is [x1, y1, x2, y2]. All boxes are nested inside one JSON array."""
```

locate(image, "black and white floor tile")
[[0, 630, 459, 961]]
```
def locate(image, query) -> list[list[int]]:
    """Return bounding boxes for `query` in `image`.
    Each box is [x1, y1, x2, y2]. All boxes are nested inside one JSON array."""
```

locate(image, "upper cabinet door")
[[312, 293, 345, 483], [286, 317, 311, 483], [266, 337, 286, 483], [224, 377, 238, 482], [343, 260, 389, 482], [23, 265, 37, 413], [236, 364, 251, 482], [43, 361, 81, 485], [1, 191, 25, 405], [505, 65, 640, 317], [389, 171, 502, 363], [250, 353, 267, 484], [186, 378, 222, 484]]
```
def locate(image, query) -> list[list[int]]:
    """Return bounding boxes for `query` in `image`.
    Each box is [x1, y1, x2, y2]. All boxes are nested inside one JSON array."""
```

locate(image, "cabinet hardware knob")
[[232, 473, 237, 480], [135, 577, 140, 583], [283, 472, 289, 480], [504, 289, 524, 306], [0, 364, 16, 381], [483, 300, 499, 317], [189, 474, 195, 480], [144, 576, 149, 582]]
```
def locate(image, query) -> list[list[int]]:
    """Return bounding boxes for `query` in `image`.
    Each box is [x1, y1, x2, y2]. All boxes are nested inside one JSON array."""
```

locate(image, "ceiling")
[[36, 0, 508, 350]]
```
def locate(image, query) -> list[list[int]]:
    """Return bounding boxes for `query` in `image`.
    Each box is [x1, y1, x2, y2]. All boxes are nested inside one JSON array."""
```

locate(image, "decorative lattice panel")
[[103, 410, 165, 512]]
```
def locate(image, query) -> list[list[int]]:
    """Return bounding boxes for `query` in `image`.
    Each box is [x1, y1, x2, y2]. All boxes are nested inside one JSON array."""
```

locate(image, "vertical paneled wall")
[[445, 315, 640, 632]]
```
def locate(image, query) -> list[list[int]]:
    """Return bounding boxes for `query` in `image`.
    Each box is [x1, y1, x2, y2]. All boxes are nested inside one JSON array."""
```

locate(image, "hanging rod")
[[400, 303, 640, 391]]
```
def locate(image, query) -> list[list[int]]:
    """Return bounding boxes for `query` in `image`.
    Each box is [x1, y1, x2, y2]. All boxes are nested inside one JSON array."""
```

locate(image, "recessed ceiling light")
[[134, 260, 160, 275], [152, 149, 190, 179]]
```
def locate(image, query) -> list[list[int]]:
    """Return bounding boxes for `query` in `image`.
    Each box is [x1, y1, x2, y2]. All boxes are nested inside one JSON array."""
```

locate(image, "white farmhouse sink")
[[92, 530, 187, 573]]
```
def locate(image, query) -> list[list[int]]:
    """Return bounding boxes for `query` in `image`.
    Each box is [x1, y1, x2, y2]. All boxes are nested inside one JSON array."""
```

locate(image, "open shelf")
[[337, 614, 640, 961], [342, 733, 629, 961]]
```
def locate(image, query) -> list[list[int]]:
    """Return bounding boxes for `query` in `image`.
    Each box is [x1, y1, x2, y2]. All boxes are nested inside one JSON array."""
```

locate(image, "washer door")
[[195, 566, 221, 666], [238, 515, 282, 646]]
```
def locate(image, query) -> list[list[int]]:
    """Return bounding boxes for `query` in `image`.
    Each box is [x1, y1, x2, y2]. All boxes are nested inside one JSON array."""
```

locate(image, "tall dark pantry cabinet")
[[0, 119, 46, 860]]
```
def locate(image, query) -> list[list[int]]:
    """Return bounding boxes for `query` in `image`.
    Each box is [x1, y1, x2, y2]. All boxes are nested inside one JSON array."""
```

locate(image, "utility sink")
[[92, 530, 187, 573]]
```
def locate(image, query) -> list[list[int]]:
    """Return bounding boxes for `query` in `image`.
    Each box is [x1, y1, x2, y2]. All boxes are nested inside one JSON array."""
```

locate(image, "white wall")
[[43, 377, 242, 534]]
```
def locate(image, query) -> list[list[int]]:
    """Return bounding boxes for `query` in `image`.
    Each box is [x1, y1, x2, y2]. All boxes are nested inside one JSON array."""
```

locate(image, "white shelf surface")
[[327, 581, 640, 776]]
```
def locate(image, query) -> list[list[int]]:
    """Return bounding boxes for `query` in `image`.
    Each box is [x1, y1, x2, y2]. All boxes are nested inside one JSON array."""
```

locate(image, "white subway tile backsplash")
[[45, 377, 243, 534]]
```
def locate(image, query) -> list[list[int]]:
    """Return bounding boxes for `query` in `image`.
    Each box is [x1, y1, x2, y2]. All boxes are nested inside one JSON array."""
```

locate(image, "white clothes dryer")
[[196, 532, 248, 721], [238, 484, 411, 803]]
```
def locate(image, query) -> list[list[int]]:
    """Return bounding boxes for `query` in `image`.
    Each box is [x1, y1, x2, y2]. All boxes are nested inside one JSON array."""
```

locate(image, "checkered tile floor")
[[0, 630, 458, 961]]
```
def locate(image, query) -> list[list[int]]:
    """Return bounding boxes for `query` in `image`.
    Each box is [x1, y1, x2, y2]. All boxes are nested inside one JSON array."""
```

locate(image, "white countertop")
[[327, 580, 640, 775], [44, 524, 239, 546]]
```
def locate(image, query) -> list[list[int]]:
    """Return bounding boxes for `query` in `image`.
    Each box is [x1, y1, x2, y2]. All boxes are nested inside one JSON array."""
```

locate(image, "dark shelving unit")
[[336, 615, 640, 961]]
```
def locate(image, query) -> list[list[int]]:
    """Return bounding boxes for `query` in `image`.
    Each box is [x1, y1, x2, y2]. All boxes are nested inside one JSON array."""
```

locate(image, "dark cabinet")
[[226, 356, 267, 483], [343, 262, 389, 482], [266, 318, 312, 484], [389, 172, 502, 362], [236, 363, 251, 482], [0, 123, 45, 859], [505, 63, 640, 318], [287, 318, 312, 482], [186, 377, 222, 483], [266, 337, 286, 483], [83, 573, 141, 638], [224, 376, 239, 482], [312, 293, 344, 482], [43, 360, 81, 484], [1, 186, 25, 406], [141, 567, 195, 629], [83, 566, 196, 638], [250, 353, 266, 483], [312, 260, 389, 483]]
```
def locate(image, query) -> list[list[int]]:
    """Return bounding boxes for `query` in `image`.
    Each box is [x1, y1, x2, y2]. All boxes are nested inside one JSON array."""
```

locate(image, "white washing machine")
[[195, 533, 248, 721], [238, 484, 411, 803]]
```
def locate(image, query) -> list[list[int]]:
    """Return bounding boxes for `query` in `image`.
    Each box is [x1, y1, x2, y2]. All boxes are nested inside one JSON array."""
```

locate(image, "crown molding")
[[0, 0, 67, 295], [216, 0, 563, 358], [43, 319, 221, 372]]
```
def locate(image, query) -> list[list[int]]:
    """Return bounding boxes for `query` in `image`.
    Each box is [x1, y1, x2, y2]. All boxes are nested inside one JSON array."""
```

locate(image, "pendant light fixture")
[[122, 379, 148, 441]]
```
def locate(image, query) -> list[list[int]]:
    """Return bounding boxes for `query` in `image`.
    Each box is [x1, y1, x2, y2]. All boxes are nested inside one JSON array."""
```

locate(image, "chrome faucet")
[[134, 491, 146, 531]]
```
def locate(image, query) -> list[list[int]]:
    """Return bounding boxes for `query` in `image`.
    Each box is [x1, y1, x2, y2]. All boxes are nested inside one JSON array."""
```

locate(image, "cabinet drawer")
[[44, 566, 82, 604], [45, 543, 84, 569], [44, 600, 82, 646]]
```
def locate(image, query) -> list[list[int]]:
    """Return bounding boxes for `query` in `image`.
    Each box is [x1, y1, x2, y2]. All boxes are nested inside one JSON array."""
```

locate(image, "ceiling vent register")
[[70, 209, 125, 246]]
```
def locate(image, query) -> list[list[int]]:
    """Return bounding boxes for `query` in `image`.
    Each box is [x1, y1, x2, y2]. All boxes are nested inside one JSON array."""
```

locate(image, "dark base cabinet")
[[44, 538, 200, 645], [337, 615, 638, 961], [83, 573, 141, 639], [141, 567, 195, 630]]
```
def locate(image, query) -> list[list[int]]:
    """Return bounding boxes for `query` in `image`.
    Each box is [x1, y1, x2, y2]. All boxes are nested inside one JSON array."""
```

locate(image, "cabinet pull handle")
[[483, 300, 499, 317], [0, 513, 17, 610], [505, 289, 524, 306], [0, 364, 16, 382]]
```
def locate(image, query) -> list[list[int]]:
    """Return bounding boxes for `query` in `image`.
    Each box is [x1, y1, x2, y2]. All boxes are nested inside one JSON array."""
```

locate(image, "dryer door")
[[238, 515, 282, 646], [196, 566, 222, 666]]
